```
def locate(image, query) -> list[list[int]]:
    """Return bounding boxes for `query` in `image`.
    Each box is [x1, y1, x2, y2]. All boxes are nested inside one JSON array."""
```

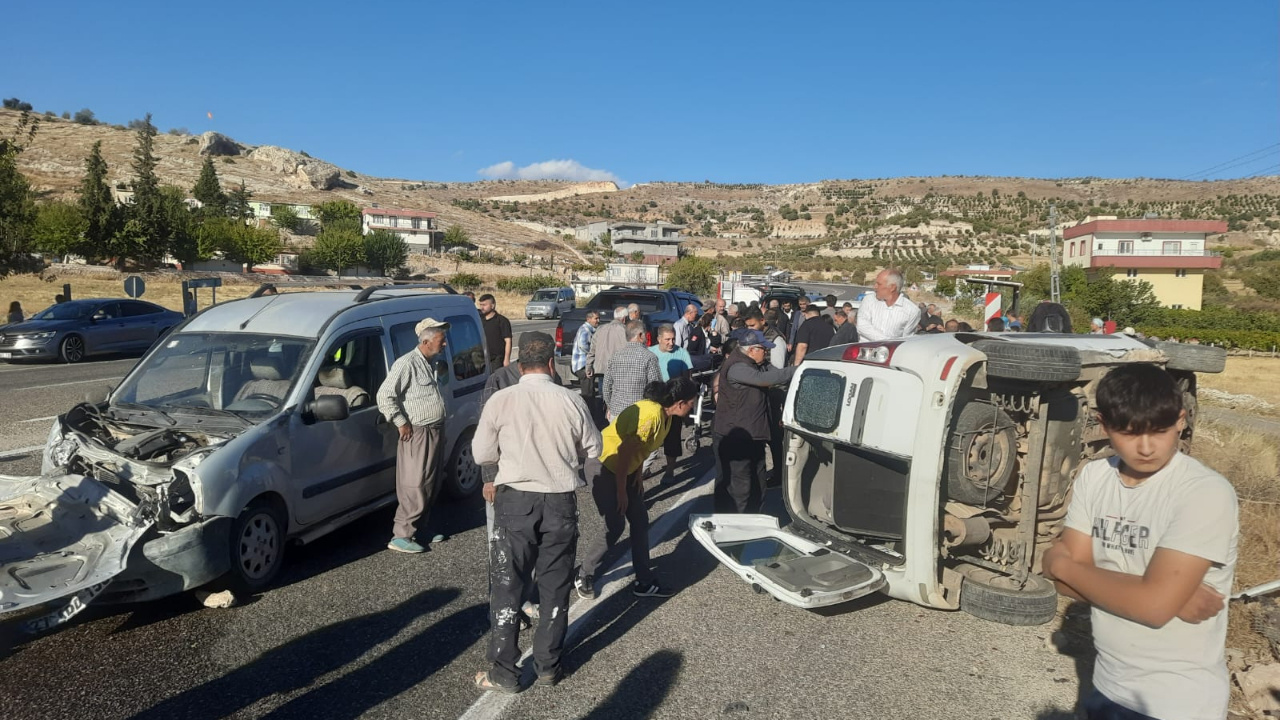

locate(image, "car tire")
[[958, 565, 1058, 626], [444, 428, 482, 499], [946, 402, 1017, 505], [973, 340, 1080, 382], [224, 498, 287, 595], [59, 334, 86, 363], [1153, 340, 1226, 374]]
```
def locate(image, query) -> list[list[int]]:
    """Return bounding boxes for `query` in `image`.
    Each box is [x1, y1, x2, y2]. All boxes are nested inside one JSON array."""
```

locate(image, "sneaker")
[[574, 573, 596, 600], [632, 581, 674, 598], [387, 537, 426, 554]]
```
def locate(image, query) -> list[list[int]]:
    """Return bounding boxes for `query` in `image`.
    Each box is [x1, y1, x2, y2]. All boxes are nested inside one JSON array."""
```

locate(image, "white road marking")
[[0, 445, 45, 459], [10, 377, 122, 391], [18, 415, 59, 423], [458, 468, 714, 720]]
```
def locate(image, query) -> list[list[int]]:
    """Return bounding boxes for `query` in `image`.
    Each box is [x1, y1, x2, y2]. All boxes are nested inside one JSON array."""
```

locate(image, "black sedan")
[[0, 299, 186, 363]]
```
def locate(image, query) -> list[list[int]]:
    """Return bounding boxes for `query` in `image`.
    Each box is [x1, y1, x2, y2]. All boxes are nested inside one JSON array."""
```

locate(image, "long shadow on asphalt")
[[273, 494, 486, 593], [126, 587, 479, 720], [563, 532, 719, 676], [580, 649, 683, 720]]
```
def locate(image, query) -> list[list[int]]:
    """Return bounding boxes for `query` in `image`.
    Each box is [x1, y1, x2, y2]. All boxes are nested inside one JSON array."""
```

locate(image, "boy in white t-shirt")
[[1043, 364, 1238, 720]]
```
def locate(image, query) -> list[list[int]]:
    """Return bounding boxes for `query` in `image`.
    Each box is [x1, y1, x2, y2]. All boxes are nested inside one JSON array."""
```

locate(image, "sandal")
[[474, 670, 520, 694]]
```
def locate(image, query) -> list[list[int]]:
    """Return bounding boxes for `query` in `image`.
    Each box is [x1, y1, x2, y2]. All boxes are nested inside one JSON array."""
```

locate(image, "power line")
[[1244, 163, 1280, 179], [1179, 143, 1280, 180]]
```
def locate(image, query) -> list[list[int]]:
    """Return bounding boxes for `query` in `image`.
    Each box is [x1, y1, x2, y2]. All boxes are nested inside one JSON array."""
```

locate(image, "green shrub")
[[496, 274, 560, 295], [449, 272, 483, 290]]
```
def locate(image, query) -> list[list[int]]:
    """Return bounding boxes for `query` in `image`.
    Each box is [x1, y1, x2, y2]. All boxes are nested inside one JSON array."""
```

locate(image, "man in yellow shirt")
[[575, 376, 699, 600]]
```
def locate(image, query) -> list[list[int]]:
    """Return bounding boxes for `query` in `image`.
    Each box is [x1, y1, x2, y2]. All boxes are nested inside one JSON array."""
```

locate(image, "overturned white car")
[[693, 332, 1225, 625]]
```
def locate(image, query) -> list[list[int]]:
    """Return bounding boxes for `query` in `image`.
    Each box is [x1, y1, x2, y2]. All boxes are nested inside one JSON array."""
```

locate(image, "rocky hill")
[[8, 108, 1280, 266]]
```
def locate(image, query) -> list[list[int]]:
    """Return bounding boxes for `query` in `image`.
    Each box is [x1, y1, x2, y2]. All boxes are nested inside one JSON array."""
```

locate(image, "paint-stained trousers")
[[488, 486, 578, 686], [392, 424, 442, 540]]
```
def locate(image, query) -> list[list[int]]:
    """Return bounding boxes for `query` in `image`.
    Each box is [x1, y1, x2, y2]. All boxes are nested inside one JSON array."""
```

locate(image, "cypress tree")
[[191, 154, 227, 216], [78, 141, 117, 258], [125, 113, 168, 264]]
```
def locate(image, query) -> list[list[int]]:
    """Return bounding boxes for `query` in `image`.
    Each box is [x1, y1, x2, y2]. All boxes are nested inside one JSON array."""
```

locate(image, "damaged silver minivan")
[[1, 284, 487, 630], [693, 332, 1225, 625]]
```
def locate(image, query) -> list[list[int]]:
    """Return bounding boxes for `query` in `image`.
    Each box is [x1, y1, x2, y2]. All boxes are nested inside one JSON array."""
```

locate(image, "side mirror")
[[307, 395, 349, 422]]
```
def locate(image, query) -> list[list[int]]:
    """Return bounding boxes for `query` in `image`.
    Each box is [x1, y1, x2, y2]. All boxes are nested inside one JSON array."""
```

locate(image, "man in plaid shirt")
[[603, 320, 661, 421], [571, 310, 600, 403]]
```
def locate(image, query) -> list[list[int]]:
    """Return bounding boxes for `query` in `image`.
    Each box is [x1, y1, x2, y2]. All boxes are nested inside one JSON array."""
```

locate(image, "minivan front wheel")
[[225, 499, 286, 594], [444, 428, 482, 499], [957, 565, 1058, 626]]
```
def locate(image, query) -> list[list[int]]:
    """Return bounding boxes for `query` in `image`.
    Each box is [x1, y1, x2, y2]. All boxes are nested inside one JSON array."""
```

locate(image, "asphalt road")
[[0, 316, 1085, 720]]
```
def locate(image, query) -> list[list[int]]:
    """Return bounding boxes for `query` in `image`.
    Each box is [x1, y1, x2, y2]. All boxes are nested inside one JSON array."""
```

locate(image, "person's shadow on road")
[[127, 587, 486, 720], [580, 649, 683, 720]]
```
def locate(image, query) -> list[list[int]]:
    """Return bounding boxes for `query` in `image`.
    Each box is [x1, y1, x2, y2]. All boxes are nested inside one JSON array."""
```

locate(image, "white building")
[[362, 207, 441, 252]]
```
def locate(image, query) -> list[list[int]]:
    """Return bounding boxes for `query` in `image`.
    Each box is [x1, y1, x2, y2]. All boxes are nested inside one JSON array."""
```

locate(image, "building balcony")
[[1092, 249, 1221, 258], [1086, 249, 1222, 270]]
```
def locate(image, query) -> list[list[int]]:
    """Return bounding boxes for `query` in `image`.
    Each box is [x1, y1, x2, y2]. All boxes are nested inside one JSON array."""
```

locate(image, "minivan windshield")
[[113, 332, 314, 418], [533, 290, 558, 301]]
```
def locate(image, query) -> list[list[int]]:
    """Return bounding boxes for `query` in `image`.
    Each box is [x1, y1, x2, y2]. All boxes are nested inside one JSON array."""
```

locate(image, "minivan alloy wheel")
[[238, 511, 281, 581]]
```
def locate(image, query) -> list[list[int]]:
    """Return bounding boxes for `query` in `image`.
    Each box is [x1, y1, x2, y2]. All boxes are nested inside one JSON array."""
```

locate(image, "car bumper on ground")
[[101, 516, 233, 604]]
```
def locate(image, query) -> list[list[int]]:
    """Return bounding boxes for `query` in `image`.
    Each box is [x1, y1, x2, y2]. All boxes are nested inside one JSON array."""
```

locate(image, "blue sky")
[[4, 0, 1277, 185]]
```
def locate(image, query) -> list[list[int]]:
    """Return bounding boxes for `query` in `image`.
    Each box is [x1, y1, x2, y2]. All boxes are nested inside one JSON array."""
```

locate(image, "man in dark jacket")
[[712, 330, 796, 513]]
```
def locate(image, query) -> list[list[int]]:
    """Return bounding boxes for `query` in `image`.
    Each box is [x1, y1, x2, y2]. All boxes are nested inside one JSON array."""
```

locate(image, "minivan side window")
[[444, 314, 485, 381], [390, 322, 419, 360]]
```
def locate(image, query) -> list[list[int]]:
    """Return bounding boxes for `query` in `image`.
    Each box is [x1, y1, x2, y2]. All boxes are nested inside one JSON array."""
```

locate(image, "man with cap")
[[712, 329, 797, 513], [377, 317, 450, 553]]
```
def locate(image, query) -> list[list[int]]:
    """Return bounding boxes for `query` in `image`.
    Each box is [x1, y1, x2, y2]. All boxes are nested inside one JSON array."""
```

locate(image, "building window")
[[1171, 304, 1183, 310], [1118, 240, 1134, 254], [373, 215, 385, 225], [1175, 269, 1188, 278], [1069, 243, 1075, 257], [1126, 268, 1139, 278], [1097, 243, 1104, 250], [412, 217, 421, 229], [1163, 241, 1182, 255]]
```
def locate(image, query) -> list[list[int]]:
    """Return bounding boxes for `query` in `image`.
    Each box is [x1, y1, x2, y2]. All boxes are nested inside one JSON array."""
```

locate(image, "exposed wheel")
[[59, 334, 86, 363], [444, 428, 482, 499], [973, 340, 1080, 382], [946, 402, 1017, 504], [1154, 340, 1226, 374], [958, 565, 1058, 626], [226, 499, 286, 594]]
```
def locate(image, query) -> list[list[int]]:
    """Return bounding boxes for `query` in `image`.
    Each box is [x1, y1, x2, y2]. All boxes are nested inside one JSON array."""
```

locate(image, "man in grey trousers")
[[376, 317, 449, 554]]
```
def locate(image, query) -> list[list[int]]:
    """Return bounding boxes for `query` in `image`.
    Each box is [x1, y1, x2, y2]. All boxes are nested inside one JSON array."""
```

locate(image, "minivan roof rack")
[[249, 279, 366, 297], [354, 282, 458, 303]]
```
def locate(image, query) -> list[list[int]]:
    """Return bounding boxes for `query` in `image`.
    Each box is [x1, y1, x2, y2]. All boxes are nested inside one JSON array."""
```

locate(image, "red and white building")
[[361, 207, 442, 252], [1062, 219, 1226, 310]]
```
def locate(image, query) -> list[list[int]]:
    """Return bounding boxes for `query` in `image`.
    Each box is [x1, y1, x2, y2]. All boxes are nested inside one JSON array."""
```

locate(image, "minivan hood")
[[0, 473, 152, 619]]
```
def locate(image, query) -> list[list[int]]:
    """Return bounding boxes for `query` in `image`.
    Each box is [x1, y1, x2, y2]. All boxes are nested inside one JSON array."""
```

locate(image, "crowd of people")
[[368, 279, 1236, 719]]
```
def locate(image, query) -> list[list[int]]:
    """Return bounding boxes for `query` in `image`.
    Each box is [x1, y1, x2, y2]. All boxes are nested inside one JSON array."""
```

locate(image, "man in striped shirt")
[[376, 317, 450, 554], [856, 269, 919, 342]]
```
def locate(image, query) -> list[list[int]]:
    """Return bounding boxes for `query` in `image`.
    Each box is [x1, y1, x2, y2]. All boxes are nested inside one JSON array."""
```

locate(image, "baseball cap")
[[737, 329, 775, 350], [414, 317, 450, 336], [1122, 326, 1136, 336]]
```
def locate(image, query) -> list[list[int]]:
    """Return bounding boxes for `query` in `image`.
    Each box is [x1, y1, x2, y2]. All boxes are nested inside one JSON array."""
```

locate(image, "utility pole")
[[1048, 204, 1061, 304]]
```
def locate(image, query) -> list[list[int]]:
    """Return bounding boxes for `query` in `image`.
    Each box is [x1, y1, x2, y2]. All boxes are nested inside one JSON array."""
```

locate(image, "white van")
[[1, 284, 488, 629]]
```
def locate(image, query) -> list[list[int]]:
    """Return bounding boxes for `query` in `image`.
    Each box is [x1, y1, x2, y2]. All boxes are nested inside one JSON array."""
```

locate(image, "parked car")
[[554, 287, 702, 375], [1, 285, 488, 629], [525, 286, 575, 320], [692, 330, 1226, 626], [0, 299, 185, 363]]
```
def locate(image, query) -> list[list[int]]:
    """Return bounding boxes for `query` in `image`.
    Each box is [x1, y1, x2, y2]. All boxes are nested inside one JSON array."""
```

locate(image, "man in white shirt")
[[473, 333, 603, 692], [856, 269, 919, 342], [671, 303, 699, 349]]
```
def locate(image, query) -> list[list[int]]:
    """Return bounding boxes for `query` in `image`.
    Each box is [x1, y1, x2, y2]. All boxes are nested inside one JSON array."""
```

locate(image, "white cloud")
[[477, 158, 624, 185]]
